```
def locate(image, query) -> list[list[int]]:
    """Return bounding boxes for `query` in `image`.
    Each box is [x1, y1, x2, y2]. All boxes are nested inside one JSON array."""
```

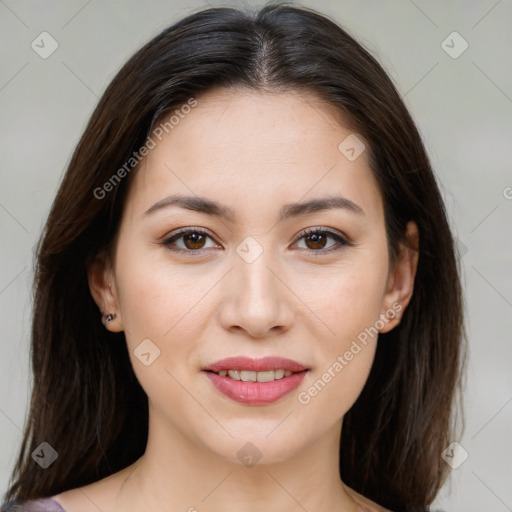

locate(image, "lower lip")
[[203, 370, 308, 405]]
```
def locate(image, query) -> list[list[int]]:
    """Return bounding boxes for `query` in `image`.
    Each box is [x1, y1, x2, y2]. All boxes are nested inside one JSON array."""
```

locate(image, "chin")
[[199, 429, 305, 466]]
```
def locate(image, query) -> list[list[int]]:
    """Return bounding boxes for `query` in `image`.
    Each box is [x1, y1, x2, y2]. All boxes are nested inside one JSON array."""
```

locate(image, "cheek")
[[297, 341, 377, 424], [301, 258, 388, 345], [293, 258, 386, 415], [113, 246, 227, 404], [295, 270, 383, 415], [115, 244, 219, 345], [113, 250, 210, 416]]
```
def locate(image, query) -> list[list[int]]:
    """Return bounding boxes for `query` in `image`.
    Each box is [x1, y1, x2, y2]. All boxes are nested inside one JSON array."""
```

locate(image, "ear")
[[87, 252, 123, 332], [378, 220, 419, 334]]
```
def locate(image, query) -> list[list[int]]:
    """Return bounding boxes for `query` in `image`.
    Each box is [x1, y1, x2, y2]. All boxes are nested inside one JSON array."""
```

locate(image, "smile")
[[202, 356, 309, 405]]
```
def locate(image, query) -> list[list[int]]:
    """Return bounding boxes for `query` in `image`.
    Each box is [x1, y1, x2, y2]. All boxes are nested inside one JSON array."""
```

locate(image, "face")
[[89, 88, 418, 465]]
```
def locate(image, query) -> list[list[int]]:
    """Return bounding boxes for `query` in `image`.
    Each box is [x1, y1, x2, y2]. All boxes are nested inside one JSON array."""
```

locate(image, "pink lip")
[[202, 356, 308, 373], [204, 370, 308, 405], [202, 356, 309, 405]]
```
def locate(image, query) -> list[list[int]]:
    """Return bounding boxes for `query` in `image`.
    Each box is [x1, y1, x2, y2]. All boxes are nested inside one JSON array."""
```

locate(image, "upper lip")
[[203, 356, 308, 373]]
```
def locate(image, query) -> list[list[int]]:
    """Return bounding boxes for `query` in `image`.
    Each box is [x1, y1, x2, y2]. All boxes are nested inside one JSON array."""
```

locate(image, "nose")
[[218, 251, 294, 338]]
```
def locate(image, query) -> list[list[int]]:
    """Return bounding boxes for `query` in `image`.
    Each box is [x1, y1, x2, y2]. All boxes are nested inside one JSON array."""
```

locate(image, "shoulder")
[[344, 485, 393, 512], [0, 498, 66, 512], [49, 461, 141, 512]]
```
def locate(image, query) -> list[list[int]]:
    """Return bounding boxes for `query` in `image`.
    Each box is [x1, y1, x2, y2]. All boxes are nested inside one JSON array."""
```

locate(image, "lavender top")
[[1, 498, 66, 512]]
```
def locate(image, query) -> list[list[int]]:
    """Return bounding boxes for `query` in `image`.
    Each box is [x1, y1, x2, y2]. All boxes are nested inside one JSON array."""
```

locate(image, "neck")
[[115, 407, 360, 512]]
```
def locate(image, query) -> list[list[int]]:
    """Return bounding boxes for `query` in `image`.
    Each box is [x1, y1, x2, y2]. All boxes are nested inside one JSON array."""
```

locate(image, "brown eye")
[[294, 228, 350, 254], [304, 232, 328, 250], [163, 228, 219, 253], [182, 232, 207, 250]]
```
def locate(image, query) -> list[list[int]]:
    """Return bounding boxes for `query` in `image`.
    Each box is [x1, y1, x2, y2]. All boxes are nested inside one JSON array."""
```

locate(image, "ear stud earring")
[[102, 313, 117, 326]]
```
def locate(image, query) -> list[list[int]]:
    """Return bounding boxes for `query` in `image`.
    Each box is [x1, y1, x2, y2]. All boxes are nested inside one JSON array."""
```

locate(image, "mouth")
[[202, 356, 309, 405]]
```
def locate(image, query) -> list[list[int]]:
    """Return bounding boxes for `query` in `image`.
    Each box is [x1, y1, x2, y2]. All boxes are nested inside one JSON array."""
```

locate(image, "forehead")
[[125, 88, 383, 223]]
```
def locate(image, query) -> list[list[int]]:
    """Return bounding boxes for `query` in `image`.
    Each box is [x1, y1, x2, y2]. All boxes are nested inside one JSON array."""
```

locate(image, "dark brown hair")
[[2, 3, 465, 511]]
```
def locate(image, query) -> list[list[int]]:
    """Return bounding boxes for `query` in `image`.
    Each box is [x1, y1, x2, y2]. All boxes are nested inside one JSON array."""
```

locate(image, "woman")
[[1, 3, 465, 512]]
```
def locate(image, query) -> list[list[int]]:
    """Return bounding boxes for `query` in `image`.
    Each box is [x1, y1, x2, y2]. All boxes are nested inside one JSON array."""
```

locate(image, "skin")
[[54, 88, 419, 512]]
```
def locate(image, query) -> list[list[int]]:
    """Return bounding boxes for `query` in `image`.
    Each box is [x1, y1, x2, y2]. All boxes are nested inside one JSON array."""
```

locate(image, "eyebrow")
[[143, 194, 365, 221]]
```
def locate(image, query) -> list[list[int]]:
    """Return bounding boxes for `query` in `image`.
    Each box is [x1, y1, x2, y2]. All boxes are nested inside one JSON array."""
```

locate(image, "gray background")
[[1, 0, 511, 510]]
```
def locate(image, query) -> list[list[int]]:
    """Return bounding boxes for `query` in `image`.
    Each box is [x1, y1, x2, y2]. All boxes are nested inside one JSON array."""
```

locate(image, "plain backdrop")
[[1, 1, 511, 511]]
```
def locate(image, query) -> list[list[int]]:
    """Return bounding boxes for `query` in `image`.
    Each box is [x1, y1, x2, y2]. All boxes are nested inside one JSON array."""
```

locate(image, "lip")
[[202, 356, 308, 373], [204, 370, 308, 405], [202, 356, 309, 405]]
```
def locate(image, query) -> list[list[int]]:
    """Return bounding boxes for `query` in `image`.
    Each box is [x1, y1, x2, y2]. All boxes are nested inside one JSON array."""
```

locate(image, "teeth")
[[241, 370, 257, 382], [274, 369, 285, 379], [256, 371, 275, 382], [216, 369, 296, 381], [228, 370, 241, 380]]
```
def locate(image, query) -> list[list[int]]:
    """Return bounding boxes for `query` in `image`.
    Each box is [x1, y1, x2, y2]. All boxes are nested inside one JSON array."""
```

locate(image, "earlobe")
[[86, 254, 123, 332], [378, 221, 419, 334]]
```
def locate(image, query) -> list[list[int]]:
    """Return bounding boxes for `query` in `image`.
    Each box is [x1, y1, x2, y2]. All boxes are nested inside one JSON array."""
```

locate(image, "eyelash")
[[162, 227, 352, 256]]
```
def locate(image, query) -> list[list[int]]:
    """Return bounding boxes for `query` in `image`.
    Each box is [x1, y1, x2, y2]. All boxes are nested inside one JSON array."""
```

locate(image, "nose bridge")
[[220, 239, 293, 336], [235, 244, 281, 309]]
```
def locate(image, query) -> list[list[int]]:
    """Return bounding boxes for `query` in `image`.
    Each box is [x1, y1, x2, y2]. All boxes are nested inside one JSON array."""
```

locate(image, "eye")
[[293, 228, 351, 254], [162, 228, 220, 254], [162, 227, 351, 256]]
